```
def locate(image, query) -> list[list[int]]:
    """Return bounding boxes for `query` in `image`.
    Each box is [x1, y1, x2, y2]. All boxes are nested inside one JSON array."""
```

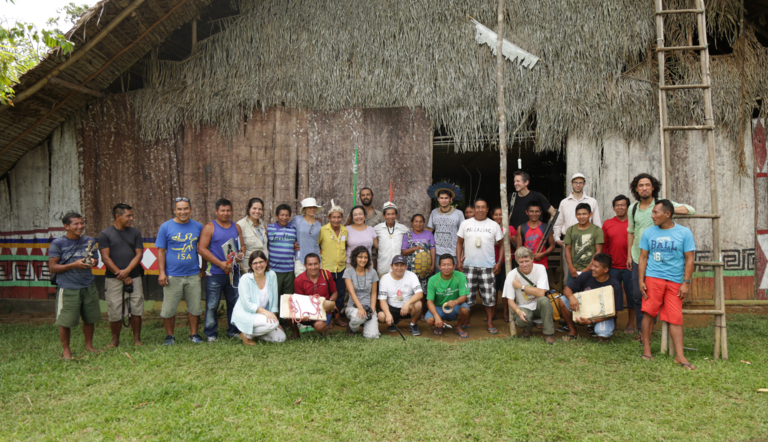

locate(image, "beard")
[[361, 197, 372, 206]]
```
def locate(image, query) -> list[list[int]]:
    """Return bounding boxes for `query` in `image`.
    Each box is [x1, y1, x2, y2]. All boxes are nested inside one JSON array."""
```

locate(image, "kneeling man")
[[502, 247, 555, 343], [425, 254, 471, 338], [291, 254, 337, 338], [378, 255, 423, 336], [557, 253, 622, 343]]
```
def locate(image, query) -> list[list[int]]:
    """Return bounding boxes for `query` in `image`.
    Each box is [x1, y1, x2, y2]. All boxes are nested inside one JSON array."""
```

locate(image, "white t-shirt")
[[457, 218, 503, 268], [501, 264, 550, 311], [377, 270, 423, 308], [373, 222, 409, 275]]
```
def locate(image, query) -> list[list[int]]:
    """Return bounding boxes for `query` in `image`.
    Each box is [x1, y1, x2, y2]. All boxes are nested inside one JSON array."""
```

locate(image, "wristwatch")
[[683, 279, 691, 284]]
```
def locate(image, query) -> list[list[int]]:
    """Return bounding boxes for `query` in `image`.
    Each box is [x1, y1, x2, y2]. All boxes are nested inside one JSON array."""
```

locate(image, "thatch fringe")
[[131, 0, 762, 156]]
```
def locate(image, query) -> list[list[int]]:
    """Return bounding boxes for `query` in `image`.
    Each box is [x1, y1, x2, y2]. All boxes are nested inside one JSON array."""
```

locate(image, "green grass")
[[1, 315, 768, 441]]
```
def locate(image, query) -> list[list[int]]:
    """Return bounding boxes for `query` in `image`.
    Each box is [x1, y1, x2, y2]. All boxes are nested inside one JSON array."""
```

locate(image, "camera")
[[124, 283, 134, 294]]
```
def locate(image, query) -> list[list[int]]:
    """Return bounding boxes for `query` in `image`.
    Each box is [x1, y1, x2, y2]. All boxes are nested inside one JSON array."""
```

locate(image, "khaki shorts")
[[105, 277, 145, 322], [294, 260, 306, 275], [161, 274, 203, 318], [54, 284, 102, 328]]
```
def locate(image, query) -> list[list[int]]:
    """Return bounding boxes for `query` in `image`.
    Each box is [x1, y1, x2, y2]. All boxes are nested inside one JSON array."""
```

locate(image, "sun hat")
[[300, 197, 323, 214]]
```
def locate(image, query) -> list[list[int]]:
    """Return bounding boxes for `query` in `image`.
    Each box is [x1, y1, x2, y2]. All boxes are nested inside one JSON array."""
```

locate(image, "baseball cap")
[[571, 173, 586, 181], [391, 255, 407, 265]]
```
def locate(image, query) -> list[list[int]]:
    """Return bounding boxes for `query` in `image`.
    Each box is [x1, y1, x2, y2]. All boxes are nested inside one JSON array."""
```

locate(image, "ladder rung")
[[659, 84, 711, 90], [682, 309, 725, 315], [656, 45, 708, 52], [663, 125, 715, 131], [695, 261, 724, 267], [675, 214, 720, 219], [655, 9, 704, 15]]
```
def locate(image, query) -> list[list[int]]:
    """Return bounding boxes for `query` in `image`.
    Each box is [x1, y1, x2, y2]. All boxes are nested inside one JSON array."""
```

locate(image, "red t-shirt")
[[521, 222, 549, 268], [494, 226, 518, 263], [294, 270, 337, 298], [602, 216, 628, 269]]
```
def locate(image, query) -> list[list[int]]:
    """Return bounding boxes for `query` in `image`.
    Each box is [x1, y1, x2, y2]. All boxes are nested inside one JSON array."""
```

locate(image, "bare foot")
[[134, 340, 144, 346], [62, 349, 72, 360], [624, 327, 636, 334], [85, 346, 101, 353], [107, 339, 119, 348]]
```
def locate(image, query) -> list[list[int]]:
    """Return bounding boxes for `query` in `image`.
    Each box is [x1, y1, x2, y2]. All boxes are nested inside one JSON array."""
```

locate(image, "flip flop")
[[433, 326, 444, 335], [624, 328, 637, 334], [678, 362, 696, 371], [456, 329, 469, 339], [106, 344, 118, 349], [503, 317, 510, 323], [562, 334, 578, 342], [487, 327, 498, 335], [134, 342, 144, 346], [641, 354, 654, 361], [462, 324, 471, 329]]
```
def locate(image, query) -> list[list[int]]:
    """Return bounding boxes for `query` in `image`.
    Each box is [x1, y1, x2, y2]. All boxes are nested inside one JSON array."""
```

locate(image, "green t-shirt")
[[427, 271, 469, 306], [564, 223, 604, 271]]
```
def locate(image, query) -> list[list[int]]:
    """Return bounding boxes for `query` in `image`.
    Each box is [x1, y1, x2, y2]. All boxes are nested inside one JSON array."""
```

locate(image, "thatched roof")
[[2, 0, 768, 176]]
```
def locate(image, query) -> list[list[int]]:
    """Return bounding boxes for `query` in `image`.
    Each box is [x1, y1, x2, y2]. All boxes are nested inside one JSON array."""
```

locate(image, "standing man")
[[49, 212, 101, 360], [456, 199, 504, 334], [157, 197, 206, 345], [360, 187, 385, 227], [98, 203, 145, 348], [638, 200, 696, 370], [377, 255, 424, 336], [502, 247, 555, 344], [509, 170, 555, 231], [374, 202, 409, 278], [319, 201, 349, 327], [291, 253, 337, 338], [199, 198, 245, 342], [427, 189, 465, 262], [553, 173, 602, 245], [627, 173, 694, 341], [564, 203, 604, 284], [602, 195, 635, 334], [267, 204, 298, 299], [514, 201, 555, 269]]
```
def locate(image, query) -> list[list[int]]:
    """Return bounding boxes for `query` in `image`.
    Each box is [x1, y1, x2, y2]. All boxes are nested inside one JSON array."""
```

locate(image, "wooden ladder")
[[654, 0, 728, 359]]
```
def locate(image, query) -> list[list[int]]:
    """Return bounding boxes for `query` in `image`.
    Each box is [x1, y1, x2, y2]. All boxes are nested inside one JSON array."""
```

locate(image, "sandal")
[[562, 334, 578, 342], [456, 329, 469, 339], [461, 324, 471, 329], [678, 362, 696, 371], [641, 354, 654, 361], [624, 327, 636, 334], [433, 326, 444, 336], [487, 327, 498, 335]]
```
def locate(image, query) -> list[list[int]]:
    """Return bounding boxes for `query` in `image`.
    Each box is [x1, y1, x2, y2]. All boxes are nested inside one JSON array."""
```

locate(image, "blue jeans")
[[560, 296, 615, 337], [608, 268, 631, 312], [630, 261, 646, 328], [425, 302, 470, 321], [204, 273, 240, 338]]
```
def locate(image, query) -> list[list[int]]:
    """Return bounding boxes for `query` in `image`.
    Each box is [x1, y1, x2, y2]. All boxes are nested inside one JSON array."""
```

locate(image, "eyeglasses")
[[174, 197, 190, 202], [309, 223, 316, 235]]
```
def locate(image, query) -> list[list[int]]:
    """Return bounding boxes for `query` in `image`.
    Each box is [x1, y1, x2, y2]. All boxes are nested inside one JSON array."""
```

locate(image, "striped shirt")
[[267, 222, 297, 273]]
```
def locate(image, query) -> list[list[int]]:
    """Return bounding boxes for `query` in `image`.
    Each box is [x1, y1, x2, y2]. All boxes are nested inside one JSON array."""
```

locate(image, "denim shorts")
[[560, 295, 615, 338], [425, 302, 470, 321]]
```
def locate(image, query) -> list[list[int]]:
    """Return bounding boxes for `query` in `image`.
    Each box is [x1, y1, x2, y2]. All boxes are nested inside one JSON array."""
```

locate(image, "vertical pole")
[[191, 14, 199, 54], [696, 0, 727, 360], [655, 0, 671, 355], [495, 0, 514, 337]]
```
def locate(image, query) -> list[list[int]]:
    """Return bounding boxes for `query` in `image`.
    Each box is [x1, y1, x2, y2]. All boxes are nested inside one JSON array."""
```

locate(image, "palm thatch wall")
[[132, 0, 765, 166]]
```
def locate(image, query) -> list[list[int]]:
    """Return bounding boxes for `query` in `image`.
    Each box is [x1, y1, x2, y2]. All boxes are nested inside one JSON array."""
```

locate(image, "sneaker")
[[387, 325, 397, 332], [409, 324, 421, 336], [556, 325, 570, 333], [163, 335, 176, 346], [588, 325, 597, 337], [206, 336, 217, 343], [188, 334, 204, 344]]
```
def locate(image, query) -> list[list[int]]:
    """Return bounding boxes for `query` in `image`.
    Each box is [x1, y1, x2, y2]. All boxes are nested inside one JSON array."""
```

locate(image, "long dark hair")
[[346, 205, 367, 226], [247, 250, 269, 273], [350, 246, 372, 270], [246, 197, 265, 216], [630, 173, 661, 201]]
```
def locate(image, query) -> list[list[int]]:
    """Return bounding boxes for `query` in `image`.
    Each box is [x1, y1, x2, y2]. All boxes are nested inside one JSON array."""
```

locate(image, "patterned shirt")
[[267, 222, 297, 273]]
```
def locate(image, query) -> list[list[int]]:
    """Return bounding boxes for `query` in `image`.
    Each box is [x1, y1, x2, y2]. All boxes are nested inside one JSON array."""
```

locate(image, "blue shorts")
[[425, 302, 470, 321], [560, 296, 615, 338]]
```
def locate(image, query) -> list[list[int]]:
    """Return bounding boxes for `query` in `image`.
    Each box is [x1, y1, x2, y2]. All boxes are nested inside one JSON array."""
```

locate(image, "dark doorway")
[[431, 134, 567, 219]]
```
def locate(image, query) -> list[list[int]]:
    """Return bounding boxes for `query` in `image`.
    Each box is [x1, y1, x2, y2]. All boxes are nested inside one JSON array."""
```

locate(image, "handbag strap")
[[59, 237, 85, 265], [113, 226, 136, 251]]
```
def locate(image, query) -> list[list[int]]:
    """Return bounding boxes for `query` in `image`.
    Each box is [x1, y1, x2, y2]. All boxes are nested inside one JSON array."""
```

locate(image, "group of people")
[[48, 171, 697, 369]]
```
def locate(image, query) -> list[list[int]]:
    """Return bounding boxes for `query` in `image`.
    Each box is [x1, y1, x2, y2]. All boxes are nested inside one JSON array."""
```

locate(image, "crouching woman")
[[231, 251, 286, 345], [344, 246, 381, 339]]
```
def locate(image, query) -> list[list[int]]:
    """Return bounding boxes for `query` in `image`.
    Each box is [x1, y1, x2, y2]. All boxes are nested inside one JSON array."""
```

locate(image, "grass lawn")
[[1, 314, 767, 441]]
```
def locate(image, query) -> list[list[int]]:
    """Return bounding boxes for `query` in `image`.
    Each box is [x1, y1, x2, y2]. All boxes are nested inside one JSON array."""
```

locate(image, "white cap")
[[300, 197, 323, 213], [382, 201, 398, 212], [571, 173, 586, 181]]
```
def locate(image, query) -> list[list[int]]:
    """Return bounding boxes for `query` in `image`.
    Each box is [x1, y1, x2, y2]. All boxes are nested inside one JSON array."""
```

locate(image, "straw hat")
[[300, 197, 323, 214]]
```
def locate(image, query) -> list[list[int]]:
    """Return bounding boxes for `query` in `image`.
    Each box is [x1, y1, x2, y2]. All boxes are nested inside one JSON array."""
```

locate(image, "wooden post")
[[494, 0, 514, 337], [191, 14, 199, 53]]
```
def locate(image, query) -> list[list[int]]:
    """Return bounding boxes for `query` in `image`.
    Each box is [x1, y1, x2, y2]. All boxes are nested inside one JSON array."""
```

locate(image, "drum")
[[412, 249, 432, 279], [572, 286, 616, 321]]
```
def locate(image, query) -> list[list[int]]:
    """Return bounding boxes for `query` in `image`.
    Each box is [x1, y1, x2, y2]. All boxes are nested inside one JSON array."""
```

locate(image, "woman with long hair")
[[236, 198, 268, 259], [231, 251, 286, 344], [343, 246, 380, 338], [400, 214, 436, 293], [344, 205, 378, 265]]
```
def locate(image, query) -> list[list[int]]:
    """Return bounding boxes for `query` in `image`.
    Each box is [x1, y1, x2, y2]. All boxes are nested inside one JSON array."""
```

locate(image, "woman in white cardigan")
[[231, 250, 286, 344]]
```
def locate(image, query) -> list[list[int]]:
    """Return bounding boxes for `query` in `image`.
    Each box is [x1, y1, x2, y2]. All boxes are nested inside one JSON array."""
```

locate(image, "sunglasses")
[[174, 197, 190, 202]]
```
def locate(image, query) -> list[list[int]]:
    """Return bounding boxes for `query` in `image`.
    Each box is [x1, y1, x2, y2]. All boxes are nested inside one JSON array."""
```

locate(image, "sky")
[[0, 0, 87, 32]]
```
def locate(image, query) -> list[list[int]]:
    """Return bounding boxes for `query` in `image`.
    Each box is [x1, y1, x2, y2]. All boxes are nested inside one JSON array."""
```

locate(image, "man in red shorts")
[[638, 200, 696, 370]]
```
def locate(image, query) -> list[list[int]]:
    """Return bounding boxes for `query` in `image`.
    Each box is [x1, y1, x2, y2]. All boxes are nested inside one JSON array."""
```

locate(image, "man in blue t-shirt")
[[48, 212, 101, 360], [156, 198, 206, 345], [638, 200, 696, 370], [267, 204, 298, 299]]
